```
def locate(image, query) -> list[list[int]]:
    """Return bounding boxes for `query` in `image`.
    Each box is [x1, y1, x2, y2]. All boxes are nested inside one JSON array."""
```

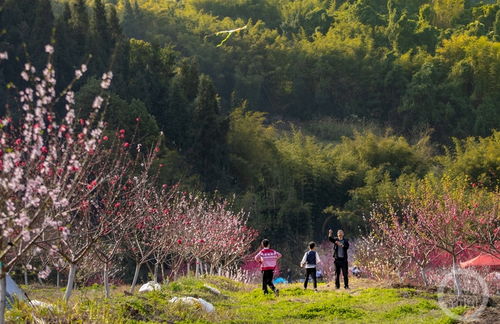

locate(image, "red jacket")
[[254, 248, 282, 270]]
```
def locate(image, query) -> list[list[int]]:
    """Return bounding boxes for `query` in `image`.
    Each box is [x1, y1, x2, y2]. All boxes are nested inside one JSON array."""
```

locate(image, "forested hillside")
[[1, 0, 499, 266]]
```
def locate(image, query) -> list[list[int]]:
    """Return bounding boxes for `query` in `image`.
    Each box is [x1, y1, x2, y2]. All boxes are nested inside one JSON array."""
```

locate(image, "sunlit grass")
[[7, 276, 467, 323]]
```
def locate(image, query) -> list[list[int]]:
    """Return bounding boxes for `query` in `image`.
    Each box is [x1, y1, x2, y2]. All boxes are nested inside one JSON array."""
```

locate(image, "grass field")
[[6, 276, 473, 323]]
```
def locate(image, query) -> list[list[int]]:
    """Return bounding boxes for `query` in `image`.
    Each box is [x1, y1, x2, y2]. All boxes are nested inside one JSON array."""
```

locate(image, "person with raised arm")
[[328, 229, 350, 289]]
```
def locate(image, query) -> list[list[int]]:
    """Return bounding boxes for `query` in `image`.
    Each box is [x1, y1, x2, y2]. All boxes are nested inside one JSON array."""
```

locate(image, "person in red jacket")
[[254, 239, 282, 296]]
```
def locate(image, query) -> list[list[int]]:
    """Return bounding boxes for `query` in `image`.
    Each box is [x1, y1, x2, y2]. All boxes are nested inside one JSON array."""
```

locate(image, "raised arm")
[[328, 229, 336, 243]]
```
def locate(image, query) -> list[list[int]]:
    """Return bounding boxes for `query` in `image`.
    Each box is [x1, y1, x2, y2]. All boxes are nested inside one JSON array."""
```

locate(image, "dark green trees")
[[191, 75, 229, 189]]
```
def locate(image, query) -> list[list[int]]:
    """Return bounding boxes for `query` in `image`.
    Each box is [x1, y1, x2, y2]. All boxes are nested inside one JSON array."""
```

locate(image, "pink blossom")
[[45, 44, 54, 54]]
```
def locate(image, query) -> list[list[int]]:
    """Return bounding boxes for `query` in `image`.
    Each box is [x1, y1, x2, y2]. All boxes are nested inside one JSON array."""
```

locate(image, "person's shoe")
[[263, 291, 269, 295], [274, 289, 280, 297], [345, 286, 350, 290], [314, 288, 318, 292], [335, 286, 340, 289]]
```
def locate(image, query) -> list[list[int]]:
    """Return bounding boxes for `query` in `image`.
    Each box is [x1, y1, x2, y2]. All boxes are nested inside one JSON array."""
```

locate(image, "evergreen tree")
[[54, 2, 76, 93], [177, 58, 200, 102], [191, 75, 229, 190], [122, 0, 135, 36], [164, 77, 191, 150], [70, 0, 90, 64], [108, 5, 122, 43], [29, 0, 54, 68], [91, 0, 112, 73]]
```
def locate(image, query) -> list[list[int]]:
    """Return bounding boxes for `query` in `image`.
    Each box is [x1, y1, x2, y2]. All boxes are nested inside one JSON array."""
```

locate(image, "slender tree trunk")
[[153, 262, 159, 284], [187, 261, 190, 276], [64, 263, 77, 302], [0, 270, 6, 324], [195, 258, 199, 277], [161, 263, 165, 283], [56, 271, 60, 288], [24, 268, 28, 285], [103, 263, 110, 298], [130, 263, 141, 294], [452, 255, 462, 296], [420, 266, 428, 286]]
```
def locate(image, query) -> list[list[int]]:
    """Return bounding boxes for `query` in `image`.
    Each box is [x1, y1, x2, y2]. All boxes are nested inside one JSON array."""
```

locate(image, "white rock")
[[169, 296, 215, 313], [138, 281, 161, 293], [30, 299, 54, 310], [203, 284, 221, 295]]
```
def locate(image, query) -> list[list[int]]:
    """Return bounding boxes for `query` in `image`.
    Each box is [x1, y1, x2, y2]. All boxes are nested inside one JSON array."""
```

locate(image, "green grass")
[[7, 277, 466, 323]]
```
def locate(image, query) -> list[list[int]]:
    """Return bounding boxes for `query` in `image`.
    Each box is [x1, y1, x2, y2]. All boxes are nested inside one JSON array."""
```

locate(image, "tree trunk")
[[0, 271, 6, 324], [153, 262, 159, 284], [130, 263, 141, 294], [420, 267, 428, 286], [187, 261, 190, 276], [24, 267, 28, 285], [452, 255, 462, 296], [103, 263, 110, 298], [56, 271, 60, 288], [63, 263, 77, 302], [195, 258, 199, 277], [161, 263, 165, 283]]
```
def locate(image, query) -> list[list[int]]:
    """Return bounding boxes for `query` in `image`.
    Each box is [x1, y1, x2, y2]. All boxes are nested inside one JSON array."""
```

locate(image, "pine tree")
[[91, 0, 112, 73], [54, 2, 76, 92], [108, 5, 122, 44], [164, 78, 191, 150], [122, 0, 135, 36], [29, 0, 54, 68], [191, 75, 229, 189], [177, 58, 200, 102], [70, 0, 90, 64]]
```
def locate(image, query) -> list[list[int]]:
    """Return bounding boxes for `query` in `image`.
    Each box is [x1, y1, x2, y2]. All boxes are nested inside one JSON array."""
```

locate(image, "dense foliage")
[[1, 0, 499, 268]]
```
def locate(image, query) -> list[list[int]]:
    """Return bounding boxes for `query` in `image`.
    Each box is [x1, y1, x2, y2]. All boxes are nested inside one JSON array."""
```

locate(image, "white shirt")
[[301, 250, 321, 268]]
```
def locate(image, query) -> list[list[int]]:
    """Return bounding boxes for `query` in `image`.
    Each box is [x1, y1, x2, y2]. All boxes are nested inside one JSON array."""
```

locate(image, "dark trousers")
[[334, 258, 349, 288], [262, 270, 276, 293], [304, 267, 317, 289]]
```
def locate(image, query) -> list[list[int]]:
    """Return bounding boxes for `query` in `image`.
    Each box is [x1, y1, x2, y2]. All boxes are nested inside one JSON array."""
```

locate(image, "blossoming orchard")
[[0, 47, 257, 323]]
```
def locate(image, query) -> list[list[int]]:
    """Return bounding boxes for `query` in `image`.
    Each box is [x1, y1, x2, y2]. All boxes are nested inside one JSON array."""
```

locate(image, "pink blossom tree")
[[174, 195, 258, 275], [403, 179, 486, 295], [0, 47, 113, 317], [0, 46, 151, 317], [91, 144, 161, 298], [466, 191, 500, 255], [371, 206, 436, 286], [123, 182, 180, 293]]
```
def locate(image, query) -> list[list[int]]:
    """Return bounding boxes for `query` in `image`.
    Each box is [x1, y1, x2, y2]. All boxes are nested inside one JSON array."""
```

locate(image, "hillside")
[[0, 0, 499, 267]]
